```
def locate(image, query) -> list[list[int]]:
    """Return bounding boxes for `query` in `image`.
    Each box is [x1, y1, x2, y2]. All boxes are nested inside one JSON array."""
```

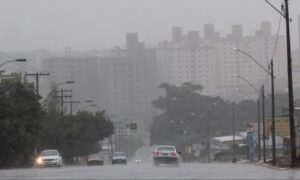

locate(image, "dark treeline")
[[150, 82, 294, 152], [0, 75, 113, 168]]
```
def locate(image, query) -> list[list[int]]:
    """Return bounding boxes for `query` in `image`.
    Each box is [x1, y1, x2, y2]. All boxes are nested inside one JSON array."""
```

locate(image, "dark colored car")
[[112, 152, 127, 165]]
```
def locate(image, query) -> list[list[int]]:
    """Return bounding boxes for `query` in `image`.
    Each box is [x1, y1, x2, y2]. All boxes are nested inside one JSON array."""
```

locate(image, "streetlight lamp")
[[81, 104, 97, 112], [69, 99, 93, 115], [0, 58, 27, 68], [55, 80, 75, 88], [0, 59, 27, 82], [235, 74, 264, 162], [233, 47, 275, 165]]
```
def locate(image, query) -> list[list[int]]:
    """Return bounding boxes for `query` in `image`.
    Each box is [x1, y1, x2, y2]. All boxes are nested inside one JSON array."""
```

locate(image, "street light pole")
[[235, 74, 264, 162], [232, 110, 237, 163], [261, 85, 266, 163], [206, 118, 210, 163], [257, 99, 261, 162], [270, 59, 276, 166], [234, 48, 275, 165]]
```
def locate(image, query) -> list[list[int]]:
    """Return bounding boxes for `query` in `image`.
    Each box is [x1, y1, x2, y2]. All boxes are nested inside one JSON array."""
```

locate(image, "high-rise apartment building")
[[157, 22, 287, 101]]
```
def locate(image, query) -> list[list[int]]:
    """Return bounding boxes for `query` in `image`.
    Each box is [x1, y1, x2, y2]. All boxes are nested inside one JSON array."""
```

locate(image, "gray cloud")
[[0, 0, 299, 51]]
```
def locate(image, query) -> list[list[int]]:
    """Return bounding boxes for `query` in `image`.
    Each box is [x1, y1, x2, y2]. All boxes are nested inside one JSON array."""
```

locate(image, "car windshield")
[[1, 0, 300, 179], [40, 150, 58, 156], [113, 152, 125, 156], [156, 146, 175, 151]]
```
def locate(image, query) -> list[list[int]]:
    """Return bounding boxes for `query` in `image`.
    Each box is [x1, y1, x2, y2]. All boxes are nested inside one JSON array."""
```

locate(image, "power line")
[[271, 14, 283, 60], [54, 89, 72, 116]]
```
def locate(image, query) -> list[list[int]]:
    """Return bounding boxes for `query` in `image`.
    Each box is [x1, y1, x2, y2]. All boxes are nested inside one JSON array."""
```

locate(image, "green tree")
[[39, 108, 114, 164], [150, 82, 258, 148], [0, 77, 42, 168]]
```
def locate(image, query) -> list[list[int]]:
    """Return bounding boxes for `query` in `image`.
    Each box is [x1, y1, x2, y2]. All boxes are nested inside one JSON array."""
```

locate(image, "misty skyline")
[[0, 0, 300, 51]]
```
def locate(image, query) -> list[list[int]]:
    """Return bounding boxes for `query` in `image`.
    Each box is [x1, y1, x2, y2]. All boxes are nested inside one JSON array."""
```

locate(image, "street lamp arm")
[[236, 74, 260, 93], [265, 0, 285, 18], [55, 80, 75, 88], [0, 59, 27, 68], [0, 60, 15, 68], [233, 48, 272, 77]]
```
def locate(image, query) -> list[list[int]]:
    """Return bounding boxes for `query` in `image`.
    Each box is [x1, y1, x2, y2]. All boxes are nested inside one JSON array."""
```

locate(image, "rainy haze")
[[1, 0, 300, 179]]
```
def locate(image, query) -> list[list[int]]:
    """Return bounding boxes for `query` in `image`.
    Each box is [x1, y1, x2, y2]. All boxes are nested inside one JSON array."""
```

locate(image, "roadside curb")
[[255, 161, 290, 171], [233, 159, 290, 170]]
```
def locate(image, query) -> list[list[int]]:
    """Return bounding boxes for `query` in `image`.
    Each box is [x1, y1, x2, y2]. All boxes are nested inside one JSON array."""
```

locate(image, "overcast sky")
[[0, 0, 299, 51]]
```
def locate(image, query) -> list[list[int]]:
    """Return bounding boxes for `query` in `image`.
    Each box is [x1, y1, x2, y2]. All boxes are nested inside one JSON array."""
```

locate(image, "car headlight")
[[36, 157, 43, 165]]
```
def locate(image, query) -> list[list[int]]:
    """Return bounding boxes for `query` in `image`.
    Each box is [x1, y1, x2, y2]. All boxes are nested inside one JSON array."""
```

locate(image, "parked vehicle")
[[87, 154, 104, 166], [152, 145, 181, 166], [35, 149, 62, 168], [111, 152, 127, 165]]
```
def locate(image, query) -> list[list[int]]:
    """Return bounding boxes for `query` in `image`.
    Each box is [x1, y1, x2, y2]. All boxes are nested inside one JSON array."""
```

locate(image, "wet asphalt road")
[[0, 162, 300, 179]]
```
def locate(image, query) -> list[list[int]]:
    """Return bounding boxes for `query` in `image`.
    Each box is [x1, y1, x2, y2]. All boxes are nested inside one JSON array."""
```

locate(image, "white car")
[[152, 145, 181, 166], [87, 154, 104, 166], [36, 149, 62, 168]]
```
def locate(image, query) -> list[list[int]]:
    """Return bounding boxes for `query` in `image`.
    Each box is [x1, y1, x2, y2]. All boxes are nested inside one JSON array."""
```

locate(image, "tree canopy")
[[0, 78, 42, 168], [150, 82, 258, 148], [0, 77, 114, 168]]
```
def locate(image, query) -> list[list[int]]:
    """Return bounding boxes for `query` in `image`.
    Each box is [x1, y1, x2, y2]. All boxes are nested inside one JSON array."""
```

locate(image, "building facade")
[[99, 33, 157, 129], [43, 56, 100, 113], [156, 22, 287, 101]]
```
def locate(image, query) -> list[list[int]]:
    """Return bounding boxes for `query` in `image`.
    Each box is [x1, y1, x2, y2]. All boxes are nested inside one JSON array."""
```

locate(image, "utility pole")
[[270, 59, 276, 166], [265, 0, 296, 167], [25, 72, 49, 158], [64, 101, 80, 115], [113, 122, 122, 151], [107, 135, 113, 161], [24, 72, 50, 95], [284, 0, 296, 167], [119, 123, 122, 151], [54, 89, 72, 116], [206, 119, 210, 163], [257, 99, 261, 161], [232, 110, 236, 163], [262, 85, 266, 163]]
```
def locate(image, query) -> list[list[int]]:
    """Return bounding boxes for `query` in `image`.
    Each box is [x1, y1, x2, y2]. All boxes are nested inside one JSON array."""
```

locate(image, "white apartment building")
[[157, 22, 287, 101]]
